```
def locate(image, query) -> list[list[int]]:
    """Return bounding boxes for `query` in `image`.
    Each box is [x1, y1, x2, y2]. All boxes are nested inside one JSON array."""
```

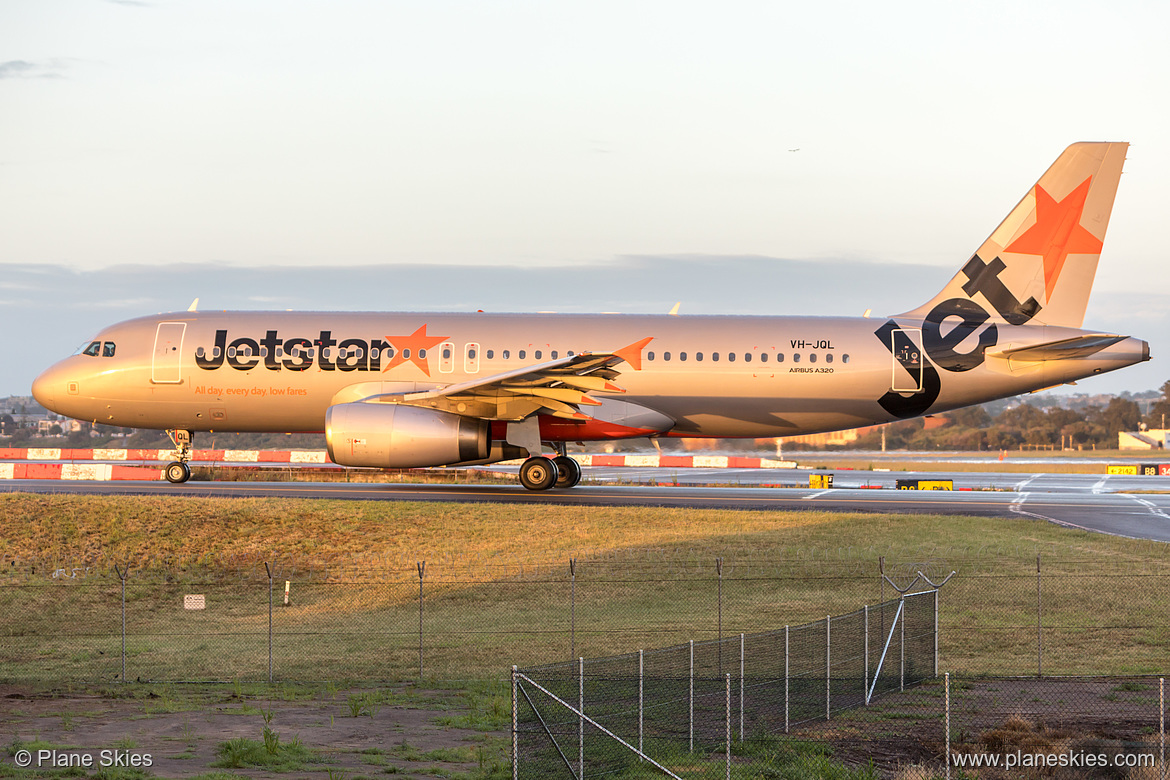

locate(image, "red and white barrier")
[[0, 448, 798, 481]]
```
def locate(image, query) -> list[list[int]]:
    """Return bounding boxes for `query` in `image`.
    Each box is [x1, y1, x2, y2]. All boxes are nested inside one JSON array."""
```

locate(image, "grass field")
[[2, 494, 1168, 683]]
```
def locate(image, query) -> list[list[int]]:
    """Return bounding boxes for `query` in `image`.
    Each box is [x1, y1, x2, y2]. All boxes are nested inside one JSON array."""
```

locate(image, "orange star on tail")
[[1004, 177, 1103, 301], [381, 324, 448, 376]]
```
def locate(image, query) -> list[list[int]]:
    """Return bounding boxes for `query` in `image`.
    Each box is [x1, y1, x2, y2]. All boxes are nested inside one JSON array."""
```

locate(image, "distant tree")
[[49, 424, 62, 436], [1145, 379, 1170, 430], [1096, 397, 1142, 440]]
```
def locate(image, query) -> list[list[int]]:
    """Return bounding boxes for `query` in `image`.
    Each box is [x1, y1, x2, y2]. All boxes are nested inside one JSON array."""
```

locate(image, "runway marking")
[[1014, 474, 1040, 491], [805, 489, 833, 499], [1091, 475, 1109, 494], [1129, 495, 1170, 521]]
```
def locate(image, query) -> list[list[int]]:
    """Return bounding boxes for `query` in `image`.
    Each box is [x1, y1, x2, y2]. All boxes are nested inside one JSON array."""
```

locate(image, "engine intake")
[[326, 402, 489, 468]]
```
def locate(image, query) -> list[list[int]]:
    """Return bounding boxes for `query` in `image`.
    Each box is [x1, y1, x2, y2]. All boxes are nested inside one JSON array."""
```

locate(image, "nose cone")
[[32, 363, 65, 413]]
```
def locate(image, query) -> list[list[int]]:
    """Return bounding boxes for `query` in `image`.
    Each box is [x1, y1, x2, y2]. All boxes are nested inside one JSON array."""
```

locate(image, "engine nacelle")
[[326, 402, 489, 468]]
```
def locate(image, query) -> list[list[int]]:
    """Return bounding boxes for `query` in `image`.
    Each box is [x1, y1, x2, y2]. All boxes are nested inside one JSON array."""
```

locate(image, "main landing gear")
[[164, 429, 193, 484], [518, 445, 582, 491]]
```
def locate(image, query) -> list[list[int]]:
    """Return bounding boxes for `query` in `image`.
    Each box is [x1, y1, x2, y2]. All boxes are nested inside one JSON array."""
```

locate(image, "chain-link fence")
[[512, 590, 938, 779], [1, 553, 1168, 683]]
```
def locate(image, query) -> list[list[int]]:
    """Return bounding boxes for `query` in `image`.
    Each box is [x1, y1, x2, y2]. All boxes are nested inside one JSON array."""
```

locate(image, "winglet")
[[668, 302, 681, 316], [188, 298, 199, 312], [613, 337, 654, 370]]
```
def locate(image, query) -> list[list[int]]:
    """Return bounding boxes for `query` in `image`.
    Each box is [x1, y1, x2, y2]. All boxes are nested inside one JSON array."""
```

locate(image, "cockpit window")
[[102, 342, 116, 357], [82, 341, 101, 357]]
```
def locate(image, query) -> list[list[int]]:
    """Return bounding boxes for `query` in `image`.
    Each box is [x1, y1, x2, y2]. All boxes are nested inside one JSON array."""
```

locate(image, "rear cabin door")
[[889, 328, 924, 393], [152, 322, 186, 384]]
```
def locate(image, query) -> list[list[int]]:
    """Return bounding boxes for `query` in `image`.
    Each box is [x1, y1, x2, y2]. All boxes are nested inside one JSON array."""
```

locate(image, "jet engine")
[[325, 402, 489, 468]]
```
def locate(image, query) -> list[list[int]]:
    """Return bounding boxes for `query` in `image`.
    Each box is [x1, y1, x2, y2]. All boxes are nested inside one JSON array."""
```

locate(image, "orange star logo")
[[1004, 177, 1103, 301], [381, 324, 448, 376]]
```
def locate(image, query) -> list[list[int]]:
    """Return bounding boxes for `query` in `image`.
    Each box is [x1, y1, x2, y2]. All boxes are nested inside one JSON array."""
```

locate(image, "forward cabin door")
[[889, 328, 924, 393], [152, 322, 186, 384]]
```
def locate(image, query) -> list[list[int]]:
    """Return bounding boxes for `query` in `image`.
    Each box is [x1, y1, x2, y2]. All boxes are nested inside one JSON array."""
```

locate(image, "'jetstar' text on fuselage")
[[195, 330, 393, 372]]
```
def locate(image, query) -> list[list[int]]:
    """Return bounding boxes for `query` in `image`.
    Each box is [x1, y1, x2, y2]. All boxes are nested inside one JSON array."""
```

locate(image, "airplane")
[[32, 142, 1149, 489]]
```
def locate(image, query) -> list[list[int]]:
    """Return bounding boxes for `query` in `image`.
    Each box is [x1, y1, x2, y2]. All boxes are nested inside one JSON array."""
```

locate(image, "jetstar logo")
[[873, 176, 1102, 418], [195, 330, 396, 372]]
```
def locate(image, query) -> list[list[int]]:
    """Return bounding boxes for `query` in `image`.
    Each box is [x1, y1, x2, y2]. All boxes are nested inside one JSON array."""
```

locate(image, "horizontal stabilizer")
[[988, 334, 1126, 362]]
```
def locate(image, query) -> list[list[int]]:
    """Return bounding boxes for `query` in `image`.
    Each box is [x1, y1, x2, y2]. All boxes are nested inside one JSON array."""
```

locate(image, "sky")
[[2, 0, 1168, 397]]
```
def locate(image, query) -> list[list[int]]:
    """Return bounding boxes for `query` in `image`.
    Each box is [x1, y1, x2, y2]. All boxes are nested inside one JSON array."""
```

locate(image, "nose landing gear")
[[164, 429, 193, 484]]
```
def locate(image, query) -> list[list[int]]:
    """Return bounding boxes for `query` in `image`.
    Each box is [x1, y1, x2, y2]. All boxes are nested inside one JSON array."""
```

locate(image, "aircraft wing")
[[988, 334, 1127, 362], [366, 352, 629, 420]]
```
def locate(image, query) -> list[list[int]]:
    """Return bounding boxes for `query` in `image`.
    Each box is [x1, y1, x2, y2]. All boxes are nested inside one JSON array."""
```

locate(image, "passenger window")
[[664, 352, 671, 361], [728, 352, 735, 362], [102, 342, 116, 357], [306, 349, 315, 359], [568, 350, 575, 356], [261, 347, 269, 358], [487, 349, 494, 359], [696, 352, 704, 361], [843, 354, 850, 363], [213, 346, 222, 359], [535, 350, 542, 359], [83, 341, 101, 357], [744, 353, 752, 363], [419, 348, 428, 358], [356, 348, 364, 359], [810, 353, 817, 363], [760, 353, 767, 363], [679, 352, 687, 361], [503, 349, 511, 359], [227, 346, 237, 358], [519, 350, 526, 359], [712, 353, 720, 361], [793, 353, 801, 363], [196, 347, 205, 359], [403, 349, 411, 359], [443, 348, 451, 359], [468, 348, 476, 359], [276, 347, 284, 357], [826, 353, 833, 364], [385, 347, 395, 359], [647, 352, 655, 361], [551, 350, 558, 359]]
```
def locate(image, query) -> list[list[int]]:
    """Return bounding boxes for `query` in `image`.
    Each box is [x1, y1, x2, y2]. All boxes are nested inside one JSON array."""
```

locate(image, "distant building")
[[0, 414, 14, 435], [1119, 429, 1168, 449]]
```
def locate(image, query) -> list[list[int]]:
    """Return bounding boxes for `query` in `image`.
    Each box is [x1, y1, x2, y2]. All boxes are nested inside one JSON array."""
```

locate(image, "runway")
[[3, 470, 1170, 542]]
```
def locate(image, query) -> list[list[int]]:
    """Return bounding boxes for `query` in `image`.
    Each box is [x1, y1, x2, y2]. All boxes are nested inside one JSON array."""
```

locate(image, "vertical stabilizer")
[[898, 142, 1128, 328]]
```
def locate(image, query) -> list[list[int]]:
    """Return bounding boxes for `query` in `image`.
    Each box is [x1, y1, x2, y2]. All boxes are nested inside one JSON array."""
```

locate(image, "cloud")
[[0, 59, 67, 79]]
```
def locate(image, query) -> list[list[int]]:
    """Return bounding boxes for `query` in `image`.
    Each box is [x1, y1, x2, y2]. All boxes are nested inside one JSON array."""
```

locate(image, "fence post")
[[511, 665, 518, 780], [945, 672, 951, 780], [934, 587, 939, 678], [784, 625, 789, 734], [264, 561, 273, 684], [689, 639, 694, 752], [115, 564, 127, 684], [725, 673, 731, 780], [570, 559, 576, 661], [900, 596, 905, 692], [1160, 677, 1164, 780], [717, 557, 723, 678], [1036, 554, 1042, 678], [826, 614, 831, 720], [579, 656, 584, 780], [863, 604, 869, 705], [417, 561, 426, 681], [739, 633, 744, 742], [639, 649, 644, 759]]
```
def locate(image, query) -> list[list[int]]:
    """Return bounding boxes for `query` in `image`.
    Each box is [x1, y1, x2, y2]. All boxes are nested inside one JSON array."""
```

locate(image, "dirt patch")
[[0, 683, 506, 779]]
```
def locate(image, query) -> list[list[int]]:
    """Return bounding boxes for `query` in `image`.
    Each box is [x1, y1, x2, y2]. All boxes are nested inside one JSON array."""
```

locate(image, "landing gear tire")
[[165, 461, 191, 484], [552, 456, 582, 489], [519, 457, 557, 491]]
